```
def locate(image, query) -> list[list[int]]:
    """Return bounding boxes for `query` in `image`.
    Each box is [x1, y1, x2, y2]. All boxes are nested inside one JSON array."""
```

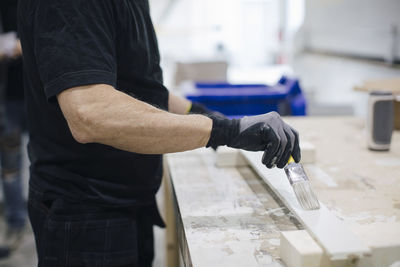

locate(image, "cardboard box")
[[174, 60, 228, 86]]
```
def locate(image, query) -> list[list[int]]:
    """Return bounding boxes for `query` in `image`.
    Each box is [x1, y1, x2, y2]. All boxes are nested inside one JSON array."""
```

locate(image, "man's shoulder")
[[18, 0, 117, 27]]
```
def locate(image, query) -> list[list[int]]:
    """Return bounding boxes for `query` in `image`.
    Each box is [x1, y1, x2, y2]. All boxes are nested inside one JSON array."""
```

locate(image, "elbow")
[[70, 126, 92, 144], [57, 84, 112, 145], [67, 107, 96, 144]]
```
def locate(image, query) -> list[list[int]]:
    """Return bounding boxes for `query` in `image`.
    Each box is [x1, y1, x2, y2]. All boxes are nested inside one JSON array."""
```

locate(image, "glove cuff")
[[206, 117, 240, 148], [189, 102, 209, 115]]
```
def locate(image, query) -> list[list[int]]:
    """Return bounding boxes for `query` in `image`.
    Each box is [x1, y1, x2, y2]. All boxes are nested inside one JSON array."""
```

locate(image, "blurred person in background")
[[0, 0, 27, 258]]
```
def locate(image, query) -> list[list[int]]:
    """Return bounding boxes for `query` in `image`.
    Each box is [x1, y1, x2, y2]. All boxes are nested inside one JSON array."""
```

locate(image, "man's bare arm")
[[57, 84, 212, 154], [168, 93, 192, 115]]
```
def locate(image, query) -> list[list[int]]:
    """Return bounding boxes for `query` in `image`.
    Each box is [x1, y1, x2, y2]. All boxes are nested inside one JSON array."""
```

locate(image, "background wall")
[[149, 0, 283, 66], [302, 0, 400, 62]]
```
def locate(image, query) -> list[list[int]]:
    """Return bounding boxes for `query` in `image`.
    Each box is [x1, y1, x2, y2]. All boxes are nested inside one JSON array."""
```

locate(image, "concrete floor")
[[0, 135, 36, 267], [0, 52, 398, 267], [0, 219, 36, 267]]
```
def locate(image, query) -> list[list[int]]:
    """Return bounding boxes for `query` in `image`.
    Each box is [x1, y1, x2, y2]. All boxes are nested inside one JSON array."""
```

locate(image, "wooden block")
[[280, 230, 323, 267], [280, 230, 363, 267]]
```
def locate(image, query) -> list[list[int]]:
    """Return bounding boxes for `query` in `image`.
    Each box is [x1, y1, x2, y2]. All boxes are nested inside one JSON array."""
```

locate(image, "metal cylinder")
[[367, 91, 394, 151]]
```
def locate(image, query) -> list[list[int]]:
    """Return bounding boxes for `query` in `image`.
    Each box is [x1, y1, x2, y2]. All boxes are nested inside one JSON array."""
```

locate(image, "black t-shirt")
[[18, 0, 169, 207]]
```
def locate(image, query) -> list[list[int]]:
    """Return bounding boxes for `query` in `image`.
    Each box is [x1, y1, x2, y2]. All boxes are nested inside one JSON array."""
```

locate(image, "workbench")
[[164, 116, 400, 267]]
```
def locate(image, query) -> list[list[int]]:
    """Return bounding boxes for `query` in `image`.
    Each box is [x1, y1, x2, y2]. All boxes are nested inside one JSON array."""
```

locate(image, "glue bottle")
[[367, 91, 394, 151]]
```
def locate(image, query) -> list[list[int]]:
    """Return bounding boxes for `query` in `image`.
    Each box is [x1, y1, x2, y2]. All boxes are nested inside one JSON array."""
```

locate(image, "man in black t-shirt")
[[18, 0, 301, 266]]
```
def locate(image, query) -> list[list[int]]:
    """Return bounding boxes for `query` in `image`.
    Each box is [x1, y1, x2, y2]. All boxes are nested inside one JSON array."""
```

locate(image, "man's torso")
[[18, 0, 169, 206]]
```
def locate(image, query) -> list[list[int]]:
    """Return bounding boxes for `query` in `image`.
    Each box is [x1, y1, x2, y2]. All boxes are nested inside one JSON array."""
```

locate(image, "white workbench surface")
[[165, 117, 400, 267], [167, 148, 297, 266]]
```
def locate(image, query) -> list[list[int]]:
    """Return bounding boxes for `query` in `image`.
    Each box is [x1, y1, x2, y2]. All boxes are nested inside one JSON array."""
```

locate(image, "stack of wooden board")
[[215, 140, 400, 267], [240, 150, 371, 267]]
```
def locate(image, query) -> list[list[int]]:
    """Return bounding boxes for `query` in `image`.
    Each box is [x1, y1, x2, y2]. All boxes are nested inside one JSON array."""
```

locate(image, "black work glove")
[[206, 112, 301, 168], [189, 102, 227, 121], [189, 102, 227, 150]]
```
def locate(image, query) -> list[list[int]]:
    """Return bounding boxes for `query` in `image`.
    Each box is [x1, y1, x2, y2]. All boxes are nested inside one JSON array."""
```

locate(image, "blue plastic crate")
[[185, 76, 306, 117]]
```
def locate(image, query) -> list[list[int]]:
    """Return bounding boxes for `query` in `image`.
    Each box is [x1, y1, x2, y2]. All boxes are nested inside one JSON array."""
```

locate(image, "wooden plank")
[[163, 160, 180, 267], [216, 141, 316, 168], [241, 150, 371, 261], [349, 222, 400, 267], [283, 117, 400, 227], [215, 147, 248, 167], [354, 78, 400, 94], [166, 149, 296, 267]]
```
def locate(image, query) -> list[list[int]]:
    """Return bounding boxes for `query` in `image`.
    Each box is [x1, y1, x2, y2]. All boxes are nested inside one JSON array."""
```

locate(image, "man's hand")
[[206, 112, 301, 168]]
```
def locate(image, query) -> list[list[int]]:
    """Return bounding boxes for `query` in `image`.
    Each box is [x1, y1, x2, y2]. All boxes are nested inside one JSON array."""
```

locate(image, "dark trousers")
[[28, 187, 155, 267]]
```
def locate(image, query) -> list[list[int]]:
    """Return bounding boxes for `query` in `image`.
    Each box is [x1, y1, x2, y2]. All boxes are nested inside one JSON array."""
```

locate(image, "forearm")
[[58, 85, 212, 154], [168, 92, 227, 121], [168, 92, 191, 115]]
